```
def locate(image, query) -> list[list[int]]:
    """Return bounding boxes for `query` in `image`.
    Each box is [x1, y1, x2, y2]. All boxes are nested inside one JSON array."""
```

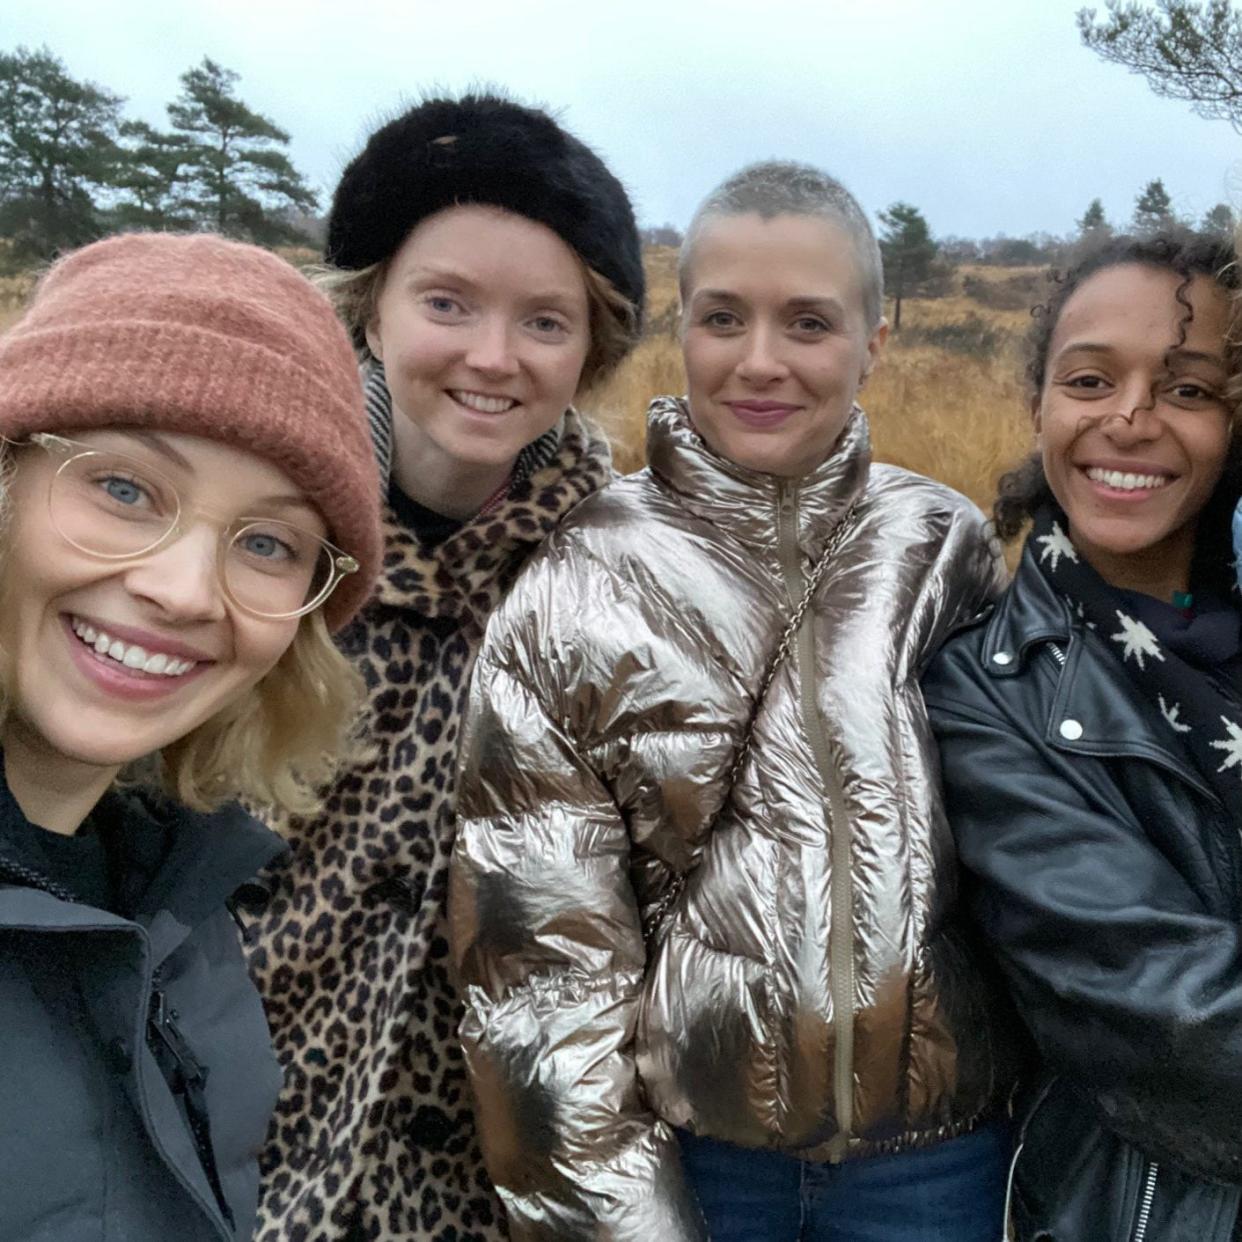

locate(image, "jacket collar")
[[0, 774, 285, 961], [981, 545, 1218, 804], [978, 543, 1073, 674], [370, 407, 613, 630], [645, 397, 870, 559]]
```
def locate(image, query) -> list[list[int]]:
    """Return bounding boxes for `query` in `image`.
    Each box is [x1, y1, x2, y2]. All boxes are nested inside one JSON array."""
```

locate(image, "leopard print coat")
[[246, 409, 612, 1242]]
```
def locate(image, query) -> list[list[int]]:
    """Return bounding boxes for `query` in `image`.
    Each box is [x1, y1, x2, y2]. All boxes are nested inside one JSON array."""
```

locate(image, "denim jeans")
[[677, 1121, 1012, 1241]]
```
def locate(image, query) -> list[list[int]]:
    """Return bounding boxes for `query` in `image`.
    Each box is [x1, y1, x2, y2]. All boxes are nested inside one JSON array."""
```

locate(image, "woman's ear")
[[858, 316, 890, 386], [364, 317, 383, 362]]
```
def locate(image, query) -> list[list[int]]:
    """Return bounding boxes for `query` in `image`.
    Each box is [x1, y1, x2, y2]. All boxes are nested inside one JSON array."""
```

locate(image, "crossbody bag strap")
[[642, 504, 857, 944]]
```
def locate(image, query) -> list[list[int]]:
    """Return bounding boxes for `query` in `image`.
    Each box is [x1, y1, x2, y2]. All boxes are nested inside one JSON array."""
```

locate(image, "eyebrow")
[[690, 289, 846, 316], [131, 430, 192, 471], [785, 295, 846, 317], [404, 264, 582, 306], [1058, 341, 1227, 370]]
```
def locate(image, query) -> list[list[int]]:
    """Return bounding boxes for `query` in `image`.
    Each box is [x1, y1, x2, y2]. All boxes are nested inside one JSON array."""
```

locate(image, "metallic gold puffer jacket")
[[450, 398, 1019, 1241]]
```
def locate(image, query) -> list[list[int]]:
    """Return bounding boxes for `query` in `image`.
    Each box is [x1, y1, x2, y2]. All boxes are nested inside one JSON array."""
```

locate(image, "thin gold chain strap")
[[642, 503, 858, 944]]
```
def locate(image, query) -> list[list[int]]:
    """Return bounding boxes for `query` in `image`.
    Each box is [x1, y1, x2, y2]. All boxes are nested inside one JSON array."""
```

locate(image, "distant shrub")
[[898, 313, 1011, 358], [644, 302, 681, 338], [963, 272, 1043, 312], [918, 256, 958, 299]]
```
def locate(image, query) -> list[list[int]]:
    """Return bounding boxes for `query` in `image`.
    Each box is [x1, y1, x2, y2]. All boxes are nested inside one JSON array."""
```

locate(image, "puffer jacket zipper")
[[1132, 1162, 1159, 1242], [776, 482, 855, 1160]]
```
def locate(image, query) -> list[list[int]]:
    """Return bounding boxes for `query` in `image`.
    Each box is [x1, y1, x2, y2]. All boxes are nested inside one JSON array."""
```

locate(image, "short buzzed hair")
[[679, 160, 884, 327]]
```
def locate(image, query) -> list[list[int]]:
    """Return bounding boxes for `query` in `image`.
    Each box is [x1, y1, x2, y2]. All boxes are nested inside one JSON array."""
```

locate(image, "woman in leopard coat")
[[244, 93, 644, 1242]]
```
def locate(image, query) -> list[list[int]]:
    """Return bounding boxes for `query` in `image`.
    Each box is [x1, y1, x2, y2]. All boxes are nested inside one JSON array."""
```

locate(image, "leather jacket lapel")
[[983, 550, 1218, 806]]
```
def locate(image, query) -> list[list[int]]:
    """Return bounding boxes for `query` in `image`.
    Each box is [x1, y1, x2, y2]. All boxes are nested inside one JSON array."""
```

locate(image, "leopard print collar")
[[372, 406, 613, 630]]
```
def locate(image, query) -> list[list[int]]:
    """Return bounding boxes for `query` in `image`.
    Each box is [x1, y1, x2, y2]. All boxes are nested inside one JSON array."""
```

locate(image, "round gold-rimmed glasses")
[[25, 432, 359, 620]]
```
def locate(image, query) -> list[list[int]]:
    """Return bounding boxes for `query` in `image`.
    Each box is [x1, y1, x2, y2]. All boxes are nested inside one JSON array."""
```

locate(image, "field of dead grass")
[[0, 245, 1042, 519]]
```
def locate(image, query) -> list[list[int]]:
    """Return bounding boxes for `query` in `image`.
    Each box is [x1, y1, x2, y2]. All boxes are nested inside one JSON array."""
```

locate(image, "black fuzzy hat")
[[326, 93, 644, 317]]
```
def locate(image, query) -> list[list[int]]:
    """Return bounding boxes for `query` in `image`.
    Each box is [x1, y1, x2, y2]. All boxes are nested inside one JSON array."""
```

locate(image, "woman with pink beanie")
[[0, 231, 381, 1242]]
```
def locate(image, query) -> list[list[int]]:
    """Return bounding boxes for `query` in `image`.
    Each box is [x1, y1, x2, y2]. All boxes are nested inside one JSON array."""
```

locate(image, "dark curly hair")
[[993, 230, 1242, 593]]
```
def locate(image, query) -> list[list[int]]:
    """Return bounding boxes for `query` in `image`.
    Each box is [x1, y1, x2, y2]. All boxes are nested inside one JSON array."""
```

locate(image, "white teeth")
[[450, 390, 516, 414], [1086, 467, 1170, 492], [68, 617, 197, 677]]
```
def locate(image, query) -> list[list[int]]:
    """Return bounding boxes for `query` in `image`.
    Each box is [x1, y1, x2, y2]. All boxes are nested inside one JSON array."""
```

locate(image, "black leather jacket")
[[923, 547, 1242, 1242]]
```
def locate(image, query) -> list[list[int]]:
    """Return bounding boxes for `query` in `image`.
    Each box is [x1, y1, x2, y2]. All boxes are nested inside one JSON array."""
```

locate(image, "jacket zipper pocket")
[[1131, 1161, 1159, 1242]]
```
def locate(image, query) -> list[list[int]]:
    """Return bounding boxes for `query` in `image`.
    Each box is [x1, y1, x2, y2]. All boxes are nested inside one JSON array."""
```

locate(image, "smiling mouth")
[[448, 390, 518, 414], [1083, 466, 1174, 493], [68, 616, 199, 677]]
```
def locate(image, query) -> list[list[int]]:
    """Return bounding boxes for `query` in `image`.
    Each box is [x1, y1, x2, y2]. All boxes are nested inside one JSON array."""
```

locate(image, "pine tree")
[[1202, 201, 1236, 235], [1077, 198, 1111, 235], [111, 120, 194, 231], [1132, 178, 1176, 233], [0, 45, 123, 261], [1079, 1, 1242, 133], [877, 202, 938, 331], [168, 58, 317, 243]]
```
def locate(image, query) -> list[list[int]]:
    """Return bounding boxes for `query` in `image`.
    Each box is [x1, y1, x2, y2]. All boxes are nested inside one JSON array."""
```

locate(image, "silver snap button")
[[991, 651, 1012, 666], [1059, 719, 1083, 741]]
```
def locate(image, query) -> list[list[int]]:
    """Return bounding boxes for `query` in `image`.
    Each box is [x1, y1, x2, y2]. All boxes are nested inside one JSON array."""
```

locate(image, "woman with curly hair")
[[923, 231, 1242, 1241]]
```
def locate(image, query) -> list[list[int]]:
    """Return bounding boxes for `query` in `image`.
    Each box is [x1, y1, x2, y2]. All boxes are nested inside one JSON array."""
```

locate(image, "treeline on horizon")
[[0, 46, 320, 270], [0, 27, 1238, 303]]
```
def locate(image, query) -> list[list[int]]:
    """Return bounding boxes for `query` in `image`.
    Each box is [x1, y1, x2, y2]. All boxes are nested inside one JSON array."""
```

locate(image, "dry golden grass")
[[590, 249, 1037, 518], [0, 272, 34, 332]]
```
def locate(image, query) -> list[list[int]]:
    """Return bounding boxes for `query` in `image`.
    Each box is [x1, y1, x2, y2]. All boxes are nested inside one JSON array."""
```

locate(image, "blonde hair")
[[155, 610, 363, 815], [311, 249, 640, 395], [0, 447, 364, 818]]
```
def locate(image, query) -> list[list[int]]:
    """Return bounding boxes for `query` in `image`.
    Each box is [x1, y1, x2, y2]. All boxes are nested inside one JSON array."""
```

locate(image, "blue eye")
[[102, 476, 144, 506], [240, 532, 293, 561]]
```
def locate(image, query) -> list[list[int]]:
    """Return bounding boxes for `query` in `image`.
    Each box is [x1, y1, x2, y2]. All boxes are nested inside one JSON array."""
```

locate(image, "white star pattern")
[[1036, 522, 1079, 572], [1110, 612, 1164, 670], [1158, 695, 1192, 734], [1211, 717, 1242, 778], [1073, 601, 1098, 631]]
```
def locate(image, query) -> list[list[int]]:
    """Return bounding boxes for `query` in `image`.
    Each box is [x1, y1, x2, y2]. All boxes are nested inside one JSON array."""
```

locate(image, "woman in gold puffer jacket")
[[450, 161, 1021, 1242]]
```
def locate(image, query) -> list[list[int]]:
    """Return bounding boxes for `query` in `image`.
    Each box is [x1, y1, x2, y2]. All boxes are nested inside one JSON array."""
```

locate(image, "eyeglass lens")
[[49, 450, 335, 617]]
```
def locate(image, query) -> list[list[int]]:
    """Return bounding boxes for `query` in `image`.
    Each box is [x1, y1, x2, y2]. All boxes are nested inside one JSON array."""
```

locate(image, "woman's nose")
[[735, 327, 788, 385], [1101, 380, 1163, 443], [464, 318, 520, 377], [122, 525, 227, 622]]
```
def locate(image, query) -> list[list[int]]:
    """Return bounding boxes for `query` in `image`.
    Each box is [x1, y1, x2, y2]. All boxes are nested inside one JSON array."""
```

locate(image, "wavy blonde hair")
[[0, 448, 364, 817]]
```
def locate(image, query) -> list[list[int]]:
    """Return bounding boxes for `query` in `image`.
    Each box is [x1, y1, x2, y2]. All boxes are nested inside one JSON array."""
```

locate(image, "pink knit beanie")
[[0, 232, 380, 630]]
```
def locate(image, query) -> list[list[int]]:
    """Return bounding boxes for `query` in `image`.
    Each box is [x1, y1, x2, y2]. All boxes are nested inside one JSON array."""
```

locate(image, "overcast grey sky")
[[9, 0, 1239, 239]]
